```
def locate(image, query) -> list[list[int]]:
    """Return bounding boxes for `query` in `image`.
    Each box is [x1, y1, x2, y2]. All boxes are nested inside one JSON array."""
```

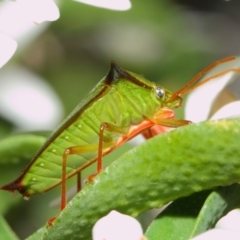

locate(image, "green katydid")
[[1, 56, 239, 218]]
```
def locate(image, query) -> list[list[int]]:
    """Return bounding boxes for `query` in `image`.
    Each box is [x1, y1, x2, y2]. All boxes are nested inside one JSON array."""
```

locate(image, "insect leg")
[[142, 125, 171, 139], [143, 118, 190, 141], [61, 121, 126, 210], [49, 121, 127, 225], [147, 108, 191, 138], [154, 118, 191, 128], [87, 122, 128, 182], [77, 172, 81, 192], [152, 108, 190, 127], [61, 141, 114, 211], [98, 122, 127, 171]]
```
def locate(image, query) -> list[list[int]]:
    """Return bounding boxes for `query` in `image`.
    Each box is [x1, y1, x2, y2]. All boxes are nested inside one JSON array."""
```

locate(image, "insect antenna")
[[170, 56, 240, 100]]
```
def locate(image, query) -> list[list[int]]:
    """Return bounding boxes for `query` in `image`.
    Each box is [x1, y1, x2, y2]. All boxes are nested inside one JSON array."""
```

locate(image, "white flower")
[[0, 66, 64, 131], [0, 33, 17, 68], [0, 0, 59, 68], [16, 0, 60, 24], [92, 210, 147, 240]]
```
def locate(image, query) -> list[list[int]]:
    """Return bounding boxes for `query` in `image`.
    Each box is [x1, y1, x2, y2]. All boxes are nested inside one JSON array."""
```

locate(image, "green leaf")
[[190, 183, 240, 237], [0, 134, 46, 165], [25, 119, 240, 240], [145, 184, 240, 240], [0, 214, 19, 240], [145, 190, 211, 240], [0, 134, 47, 214]]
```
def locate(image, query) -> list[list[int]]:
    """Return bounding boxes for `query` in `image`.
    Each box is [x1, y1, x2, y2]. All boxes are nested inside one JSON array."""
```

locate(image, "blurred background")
[[0, 0, 240, 239]]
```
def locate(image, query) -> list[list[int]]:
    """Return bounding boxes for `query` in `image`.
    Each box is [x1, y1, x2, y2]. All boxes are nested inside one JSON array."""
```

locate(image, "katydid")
[[1, 56, 239, 215]]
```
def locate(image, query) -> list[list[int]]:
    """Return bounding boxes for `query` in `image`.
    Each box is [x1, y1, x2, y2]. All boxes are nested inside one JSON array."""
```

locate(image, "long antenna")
[[170, 56, 238, 100]]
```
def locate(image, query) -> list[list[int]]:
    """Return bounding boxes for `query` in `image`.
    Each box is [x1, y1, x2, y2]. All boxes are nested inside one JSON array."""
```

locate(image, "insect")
[[1, 56, 239, 215]]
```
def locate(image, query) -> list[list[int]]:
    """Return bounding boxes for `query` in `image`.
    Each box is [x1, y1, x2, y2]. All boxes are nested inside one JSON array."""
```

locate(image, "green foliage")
[[145, 184, 240, 240], [0, 214, 19, 240], [1, 119, 240, 239]]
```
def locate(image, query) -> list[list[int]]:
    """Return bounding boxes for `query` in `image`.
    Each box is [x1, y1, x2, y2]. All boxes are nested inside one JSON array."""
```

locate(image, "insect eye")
[[156, 86, 165, 98]]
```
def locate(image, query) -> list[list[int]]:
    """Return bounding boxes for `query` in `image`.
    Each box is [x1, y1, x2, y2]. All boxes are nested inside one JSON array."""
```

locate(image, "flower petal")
[[16, 0, 60, 24], [210, 101, 240, 120], [0, 33, 17, 68], [74, 0, 131, 11], [92, 210, 145, 240], [0, 66, 63, 130], [0, 2, 50, 49], [185, 72, 234, 122], [190, 229, 240, 240], [216, 209, 240, 231]]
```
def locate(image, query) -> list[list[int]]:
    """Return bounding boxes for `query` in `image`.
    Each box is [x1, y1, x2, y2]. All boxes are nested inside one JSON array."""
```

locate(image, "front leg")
[[143, 108, 191, 139], [152, 108, 191, 127]]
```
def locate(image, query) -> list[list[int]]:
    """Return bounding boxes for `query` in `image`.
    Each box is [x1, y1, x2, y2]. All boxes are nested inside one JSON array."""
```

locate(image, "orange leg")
[[87, 122, 127, 182], [61, 141, 113, 211], [77, 172, 81, 192], [60, 122, 126, 211], [47, 143, 106, 226], [142, 125, 171, 139], [143, 108, 191, 140]]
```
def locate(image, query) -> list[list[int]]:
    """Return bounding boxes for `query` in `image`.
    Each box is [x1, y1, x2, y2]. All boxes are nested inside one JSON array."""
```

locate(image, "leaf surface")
[[16, 119, 240, 240]]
